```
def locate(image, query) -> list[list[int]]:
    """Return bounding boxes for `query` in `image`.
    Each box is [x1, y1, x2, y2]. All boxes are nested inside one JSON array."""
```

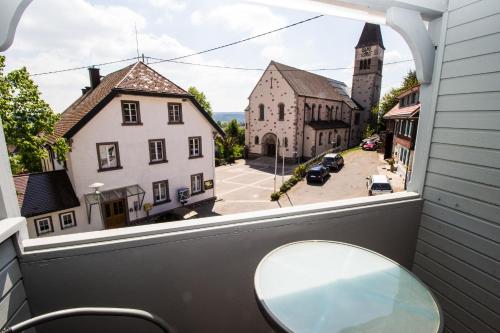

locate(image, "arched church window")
[[284, 137, 288, 147], [259, 104, 264, 121], [337, 135, 342, 147], [312, 104, 316, 121], [255, 136, 259, 144], [278, 103, 285, 121], [328, 132, 332, 143], [319, 132, 323, 146], [318, 105, 322, 121]]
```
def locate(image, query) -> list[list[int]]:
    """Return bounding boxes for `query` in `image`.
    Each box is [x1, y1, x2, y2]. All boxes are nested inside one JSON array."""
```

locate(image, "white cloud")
[[149, 0, 187, 11], [191, 4, 287, 38], [384, 50, 403, 63], [4, 0, 198, 113]]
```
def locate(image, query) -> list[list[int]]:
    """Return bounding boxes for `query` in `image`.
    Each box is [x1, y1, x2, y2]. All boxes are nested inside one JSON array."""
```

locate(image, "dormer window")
[[121, 101, 141, 125], [168, 103, 183, 124]]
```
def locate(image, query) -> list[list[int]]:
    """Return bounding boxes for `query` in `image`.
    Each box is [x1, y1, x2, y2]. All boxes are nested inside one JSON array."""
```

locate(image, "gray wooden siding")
[[0, 238, 34, 332], [413, 1, 500, 332]]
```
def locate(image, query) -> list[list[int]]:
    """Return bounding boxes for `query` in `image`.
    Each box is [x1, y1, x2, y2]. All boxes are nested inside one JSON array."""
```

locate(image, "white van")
[[366, 175, 393, 196]]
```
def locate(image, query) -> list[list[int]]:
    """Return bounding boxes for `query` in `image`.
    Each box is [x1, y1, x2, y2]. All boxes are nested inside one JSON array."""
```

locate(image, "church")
[[245, 23, 385, 160]]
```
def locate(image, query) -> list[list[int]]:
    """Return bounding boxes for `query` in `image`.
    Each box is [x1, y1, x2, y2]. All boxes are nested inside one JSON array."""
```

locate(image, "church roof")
[[270, 61, 360, 110], [356, 23, 385, 50]]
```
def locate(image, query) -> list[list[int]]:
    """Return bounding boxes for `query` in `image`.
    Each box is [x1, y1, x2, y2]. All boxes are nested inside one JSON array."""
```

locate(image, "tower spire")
[[356, 23, 385, 50]]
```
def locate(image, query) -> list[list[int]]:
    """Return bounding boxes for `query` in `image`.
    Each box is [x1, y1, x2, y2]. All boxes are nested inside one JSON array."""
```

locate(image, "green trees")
[[371, 70, 418, 131], [216, 119, 245, 164], [188, 86, 213, 117], [0, 56, 69, 174]]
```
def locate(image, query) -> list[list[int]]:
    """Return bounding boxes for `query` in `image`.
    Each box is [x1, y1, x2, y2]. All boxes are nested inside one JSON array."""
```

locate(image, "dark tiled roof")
[[271, 61, 359, 109], [13, 170, 80, 218], [50, 61, 224, 141], [383, 103, 420, 119], [307, 120, 350, 130], [356, 23, 385, 50]]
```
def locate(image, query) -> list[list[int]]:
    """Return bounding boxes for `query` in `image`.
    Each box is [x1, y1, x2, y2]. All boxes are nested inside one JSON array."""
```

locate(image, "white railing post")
[[0, 117, 20, 219]]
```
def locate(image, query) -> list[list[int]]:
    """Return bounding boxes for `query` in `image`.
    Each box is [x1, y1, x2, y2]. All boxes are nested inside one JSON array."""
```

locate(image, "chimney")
[[88, 67, 101, 89]]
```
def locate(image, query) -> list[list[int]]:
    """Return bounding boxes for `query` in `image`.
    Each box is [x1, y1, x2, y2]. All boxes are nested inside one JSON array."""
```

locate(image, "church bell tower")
[[351, 23, 385, 130]]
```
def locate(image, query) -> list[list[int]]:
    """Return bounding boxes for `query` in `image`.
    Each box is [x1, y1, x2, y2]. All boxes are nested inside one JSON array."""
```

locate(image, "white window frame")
[[122, 102, 139, 124], [149, 139, 165, 163], [97, 142, 120, 170], [59, 212, 76, 229], [189, 137, 201, 158], [168, 103, 182, 123], [35, 217, 53, 235], [153, 181, 169, 204], [191, 174, 203, 194]]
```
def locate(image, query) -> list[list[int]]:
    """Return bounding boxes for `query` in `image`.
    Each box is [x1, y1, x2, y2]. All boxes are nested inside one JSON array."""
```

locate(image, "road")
[[197, 150, 401, 217]]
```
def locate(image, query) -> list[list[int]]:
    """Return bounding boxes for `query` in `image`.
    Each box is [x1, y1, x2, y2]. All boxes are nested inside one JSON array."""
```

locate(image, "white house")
[[15, 61, 224, 238], [245, 23, 385, 160]]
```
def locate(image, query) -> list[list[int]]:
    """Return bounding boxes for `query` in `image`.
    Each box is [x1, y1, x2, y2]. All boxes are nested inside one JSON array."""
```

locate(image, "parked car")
[[306, 165, 329, 184], [322, 153, 344, 171], [362, 141, 377, 151], [366, 175, 393, 195]]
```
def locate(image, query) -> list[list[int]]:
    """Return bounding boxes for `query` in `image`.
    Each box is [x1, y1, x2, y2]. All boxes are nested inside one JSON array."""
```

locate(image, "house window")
[[259, 104, 265, 121], [283, 137, 288, 148], [189, 137, 202, 158], [191, 173, 204, 195], [34, 217, 53, 236], [255, 136, 259, 144], [149, 139, 167, 164], [153, 180, 170, 204], [97, 142, 121, 171], [278, 103, 285, 121], [408, 121, 413, 138], [121, 101, 141, 125], [59, 211, 76, 229], [168, 103, 183, 124], [319, 132, 323, 145], [354, 113, 360, 125]]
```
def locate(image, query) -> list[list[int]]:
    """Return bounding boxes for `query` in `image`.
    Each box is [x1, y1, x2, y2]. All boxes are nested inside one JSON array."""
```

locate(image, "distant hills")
[[213, 112, 245, 124]]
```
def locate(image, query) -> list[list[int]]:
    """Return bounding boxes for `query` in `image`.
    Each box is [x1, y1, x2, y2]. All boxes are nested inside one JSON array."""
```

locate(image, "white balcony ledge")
[[21, 191, 420, 254]]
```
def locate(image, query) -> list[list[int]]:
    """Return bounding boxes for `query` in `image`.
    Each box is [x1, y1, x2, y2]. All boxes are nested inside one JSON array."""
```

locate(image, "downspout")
[[301, 97, 306, 162], [346, 102, 352, 148]]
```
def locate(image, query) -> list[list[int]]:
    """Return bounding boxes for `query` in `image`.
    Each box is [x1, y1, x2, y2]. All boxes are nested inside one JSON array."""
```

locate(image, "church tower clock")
[[351, 23, 385, 135]]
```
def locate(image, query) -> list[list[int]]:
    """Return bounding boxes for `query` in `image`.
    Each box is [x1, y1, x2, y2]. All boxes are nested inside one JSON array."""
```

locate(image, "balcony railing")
[[1, 193, 422, 333]]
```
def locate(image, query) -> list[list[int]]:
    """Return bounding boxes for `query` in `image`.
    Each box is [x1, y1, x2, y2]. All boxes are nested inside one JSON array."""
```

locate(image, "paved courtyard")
[[198, 150, 405, 217], [210, 157, 295, 215]]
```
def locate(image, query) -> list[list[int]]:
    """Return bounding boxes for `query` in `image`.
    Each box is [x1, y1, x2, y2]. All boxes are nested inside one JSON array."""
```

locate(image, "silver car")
[[366, 175, 393, 196]]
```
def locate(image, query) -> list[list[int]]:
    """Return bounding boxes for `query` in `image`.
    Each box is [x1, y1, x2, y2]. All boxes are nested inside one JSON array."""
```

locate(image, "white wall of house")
[[247, 64, 298, 158], [26, 207, 90, 238], [59, 94, 216, 234]]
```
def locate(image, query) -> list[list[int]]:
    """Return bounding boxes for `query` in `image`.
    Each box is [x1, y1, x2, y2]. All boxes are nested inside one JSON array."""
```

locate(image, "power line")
[[29, 14, 323, 77], [147, 57, 414, 72], [148, 15, 324, 65], [30, 57, 137, 76]]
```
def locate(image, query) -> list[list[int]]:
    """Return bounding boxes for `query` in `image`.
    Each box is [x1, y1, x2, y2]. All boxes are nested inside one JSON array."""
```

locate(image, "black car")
[[322, 153, 344, 171], [306, 165, 329, 184]]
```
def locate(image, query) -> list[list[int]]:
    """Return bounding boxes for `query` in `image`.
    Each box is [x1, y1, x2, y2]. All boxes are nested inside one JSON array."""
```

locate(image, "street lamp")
[[89, 182, 104, 228]]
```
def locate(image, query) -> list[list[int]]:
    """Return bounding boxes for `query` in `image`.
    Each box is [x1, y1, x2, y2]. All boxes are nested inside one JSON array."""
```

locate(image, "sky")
[[3, 0, 415, 114]]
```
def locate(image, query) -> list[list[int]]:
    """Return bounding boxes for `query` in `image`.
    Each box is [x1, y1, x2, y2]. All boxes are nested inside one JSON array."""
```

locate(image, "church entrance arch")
[[261, 133, 278, 157]]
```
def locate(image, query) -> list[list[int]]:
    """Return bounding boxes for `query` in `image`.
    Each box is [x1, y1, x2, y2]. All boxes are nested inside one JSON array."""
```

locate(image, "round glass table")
[[254, 241, 442, 333]]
